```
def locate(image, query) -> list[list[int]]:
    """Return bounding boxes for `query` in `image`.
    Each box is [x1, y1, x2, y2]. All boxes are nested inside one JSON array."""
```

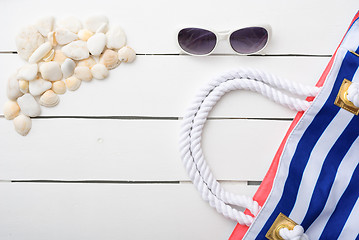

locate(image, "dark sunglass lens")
[[230, 27, 268, 54], [178, 28, 217, 55]]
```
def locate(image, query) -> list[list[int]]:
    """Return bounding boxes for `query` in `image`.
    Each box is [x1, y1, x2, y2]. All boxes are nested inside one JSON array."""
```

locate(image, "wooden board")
[[0, 0, 358, 55], [0, 118, 290, 181], [0, 182, 258, 240], [0, 54, 327, 118]]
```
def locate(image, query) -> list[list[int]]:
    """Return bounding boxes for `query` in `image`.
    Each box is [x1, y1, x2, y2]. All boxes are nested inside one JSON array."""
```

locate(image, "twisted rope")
[[279, 225, 309, 240], [179, 68, 320, 225]]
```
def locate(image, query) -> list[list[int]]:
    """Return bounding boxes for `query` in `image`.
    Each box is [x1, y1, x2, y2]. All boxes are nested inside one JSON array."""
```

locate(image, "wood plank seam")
[[1, 115, 294, 121], [0, 52, 333, 57], [8, 180, 262, 186]]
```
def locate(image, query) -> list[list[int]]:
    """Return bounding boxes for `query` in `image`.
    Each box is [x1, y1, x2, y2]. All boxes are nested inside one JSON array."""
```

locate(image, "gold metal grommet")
[[334, 79, 359, 115], [265, 213, 297, 240]]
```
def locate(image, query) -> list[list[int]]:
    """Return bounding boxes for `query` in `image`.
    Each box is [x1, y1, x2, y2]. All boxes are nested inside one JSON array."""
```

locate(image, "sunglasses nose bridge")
[[217, 30, 230, 41]]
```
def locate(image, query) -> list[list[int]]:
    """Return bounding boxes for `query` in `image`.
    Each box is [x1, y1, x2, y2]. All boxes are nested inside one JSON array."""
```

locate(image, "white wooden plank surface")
[[0, 182, 258, 240], [0, 0, 358, 55], [0, 1, 355, 239], [0, 118, 290, 181], [0, 54, 327, 118]]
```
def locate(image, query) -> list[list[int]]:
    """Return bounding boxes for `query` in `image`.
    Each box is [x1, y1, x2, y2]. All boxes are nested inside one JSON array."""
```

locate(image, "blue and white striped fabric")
[[243, 16, 359, 240]]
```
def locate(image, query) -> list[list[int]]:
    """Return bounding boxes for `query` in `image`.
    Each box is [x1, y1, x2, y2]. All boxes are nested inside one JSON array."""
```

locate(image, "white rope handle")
[[179, 68, 320, 226]]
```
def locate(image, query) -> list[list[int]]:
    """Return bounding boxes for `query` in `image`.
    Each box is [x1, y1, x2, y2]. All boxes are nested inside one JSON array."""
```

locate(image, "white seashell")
[[17, 63, 38, 81], [87, 33, 106, 56], [16, 25, 45, 60], [53, 50, 67, 64], [28, 42, 52, 63], [65, 76, 81, 91], [85, 15, 109, 33], [19, 80, 29, 94], [74, 66, 92, 82], [62, 40, 89, 60], [78, 29, 94, 41], [35, 16, 54, 37], [40, 62, 62, 81], [55, 28, 79, 45], [39, 90, 59, 107], [52, 81, 66, 95], [100, 49, 120, 70], [77, 57, 96, 69], [118, 46, 136, 63], [13, 114, 32, 136], [43, 49, 55, 62], [61, 58, 76, 78], [91, 64, 109, 80], [3, 100, 20, 120], [96, 23, 108, 33], [17, 93, 41, 117], [106, 26, 126, 49], [7, 73, 23, 100], [47, 31, 57, 46], [29, 78, 52, 96], [58, 16, 82, 33]]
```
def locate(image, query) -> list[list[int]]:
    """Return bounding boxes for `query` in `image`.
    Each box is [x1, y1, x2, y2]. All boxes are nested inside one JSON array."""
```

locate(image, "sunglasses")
[[177, 26, 271, 56]]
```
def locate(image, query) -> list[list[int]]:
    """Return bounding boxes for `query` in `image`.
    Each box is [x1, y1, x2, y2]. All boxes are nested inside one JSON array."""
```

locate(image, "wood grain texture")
[[0, 182, 258, 240], [0, 118, 290, 181], [0, 54, 327, 118]]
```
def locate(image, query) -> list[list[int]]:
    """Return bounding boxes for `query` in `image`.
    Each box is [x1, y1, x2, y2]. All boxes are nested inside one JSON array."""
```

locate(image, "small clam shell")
[[65, 76, 81, 91], [53, 50, 67, 64], [16, 25, 45, 60], [118, 46, 136, 63], [39, 90, 59, 107], [85, 15, 109, 33], [100, 49, 120, 70], [3, 100, 20, 120], [77, 57, 96, 69], [62, 40, 89, 60], [19, 80, 29, 94], [106, 25, 126, 49], [78, 29, 94, 41], [35, 16, 54, 37], [58, 16, 82, 33], [52, 81, 66, 95], [55, 28, 79, 45], [28, 42, 52, 63], [17, 63, 38, 81], [17, 93, 41, 117], [29, 78, 52, 96], [40, 62, 62, 81], [87, 33, 106, 56], [61, 58, 76, 78], [13, 114, 32, 136], [74, 66, 92, 82], [47, 31, 57, 46], [7, 73, 23, 100], [91, 64, 109, 80], [43, 49, 55, 62]]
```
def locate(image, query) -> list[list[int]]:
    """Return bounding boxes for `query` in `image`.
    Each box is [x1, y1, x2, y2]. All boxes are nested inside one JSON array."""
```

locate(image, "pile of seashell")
[[3, 15, 136, 136]]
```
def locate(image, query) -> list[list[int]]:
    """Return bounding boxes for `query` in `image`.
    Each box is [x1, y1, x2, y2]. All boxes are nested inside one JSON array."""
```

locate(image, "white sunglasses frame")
[[177, 25, 272, 56]]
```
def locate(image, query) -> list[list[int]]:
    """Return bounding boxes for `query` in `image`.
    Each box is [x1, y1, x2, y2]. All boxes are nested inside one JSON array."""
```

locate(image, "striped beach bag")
[[180, 11, 359, 240]]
